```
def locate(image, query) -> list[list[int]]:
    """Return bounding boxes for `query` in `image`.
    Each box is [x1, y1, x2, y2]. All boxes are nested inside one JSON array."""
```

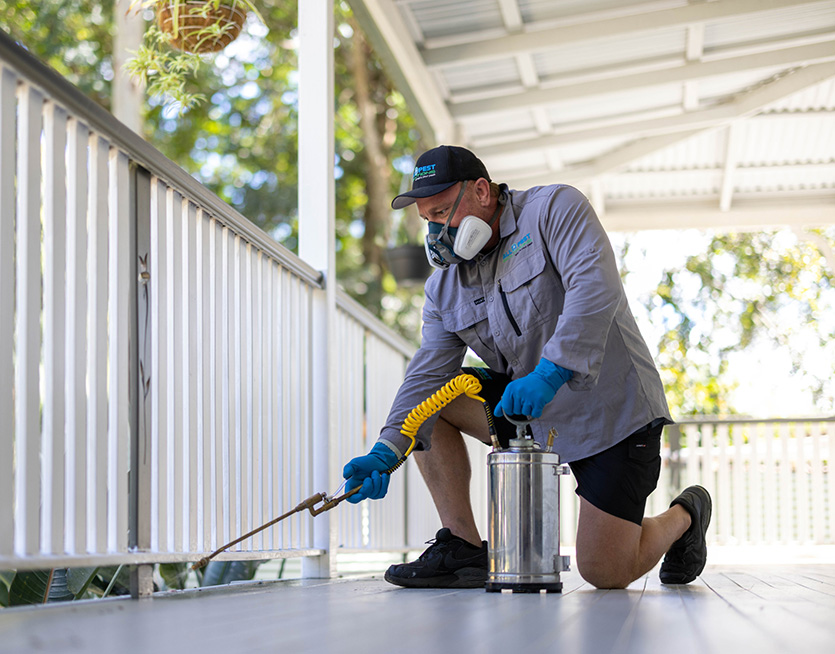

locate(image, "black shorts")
[[463, 366, 662, 526]]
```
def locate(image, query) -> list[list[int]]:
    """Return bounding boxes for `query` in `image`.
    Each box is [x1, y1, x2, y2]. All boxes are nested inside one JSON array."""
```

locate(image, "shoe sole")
[[384, 567, 487, 589]]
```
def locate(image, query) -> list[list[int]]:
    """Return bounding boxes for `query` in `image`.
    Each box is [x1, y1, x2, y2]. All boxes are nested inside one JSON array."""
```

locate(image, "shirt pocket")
[[441, 296, 490, 351], [498, 247, 559, 332]]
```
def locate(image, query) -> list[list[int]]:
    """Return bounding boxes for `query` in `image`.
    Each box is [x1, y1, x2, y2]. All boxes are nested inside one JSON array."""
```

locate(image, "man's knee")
[[575, 556, 634, 590]]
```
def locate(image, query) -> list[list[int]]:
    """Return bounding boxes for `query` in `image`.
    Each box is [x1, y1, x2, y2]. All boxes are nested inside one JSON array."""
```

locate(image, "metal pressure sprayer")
[[486, 414, 571, 593]]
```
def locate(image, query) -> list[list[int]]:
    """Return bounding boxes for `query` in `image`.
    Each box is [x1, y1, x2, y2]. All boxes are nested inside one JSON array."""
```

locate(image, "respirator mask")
[[424, 181, 502, 270]]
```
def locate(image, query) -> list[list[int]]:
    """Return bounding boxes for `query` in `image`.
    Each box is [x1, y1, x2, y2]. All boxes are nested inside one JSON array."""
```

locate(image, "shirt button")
[[489, 297, 494, 302], [493, 330, 500, 336]]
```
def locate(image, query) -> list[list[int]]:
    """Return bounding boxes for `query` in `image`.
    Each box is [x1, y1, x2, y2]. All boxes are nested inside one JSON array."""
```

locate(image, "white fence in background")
[[665, 419, 834, 546], [552, 418, 834, 548]]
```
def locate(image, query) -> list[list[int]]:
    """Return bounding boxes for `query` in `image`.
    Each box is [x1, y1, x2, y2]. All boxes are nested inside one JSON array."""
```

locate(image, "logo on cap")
[[413, 164, 436, 182]]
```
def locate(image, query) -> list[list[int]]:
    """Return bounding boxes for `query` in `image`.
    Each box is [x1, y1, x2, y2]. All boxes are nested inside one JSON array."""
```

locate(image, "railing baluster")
[[241, 241, 252, 549], [829, 422, 835, 543], [43, 101, 68, 556], [253, 251, 264, 552], [15, 82, 43, 557], [211, 219, 223, 551], [87, 134, 107, 553], [221, 226, 232, 547], [264, 260, 275, 551], [198, 209, 211, 553], [750, 423, 764, 544], [208, 218, 220, 551], [731, 423, 746, 544], [232, 234, 242, 549], [274, 265, 285, 550], [810, 422, 823, 544], [0, 65, 15, 558], [763, 426, 780, 543], [65, 118, 89, 556], [109, 148, 131, 553], [184, 200, 198, 553], [150, 178, 167, 552], [796, 422, 810, 543]]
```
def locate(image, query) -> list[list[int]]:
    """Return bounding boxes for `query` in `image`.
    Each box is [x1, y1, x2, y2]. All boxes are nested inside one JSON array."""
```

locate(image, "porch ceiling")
[[351, 0, 835, 232]]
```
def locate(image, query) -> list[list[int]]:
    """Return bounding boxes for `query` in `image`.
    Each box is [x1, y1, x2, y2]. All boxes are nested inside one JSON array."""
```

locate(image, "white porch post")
[[298, 0, 337, 578]]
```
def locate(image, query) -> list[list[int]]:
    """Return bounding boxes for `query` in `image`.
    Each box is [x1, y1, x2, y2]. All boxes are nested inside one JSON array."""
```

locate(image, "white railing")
[[0, 33, 418, 586], [553, 418, 835, 548], [664, 418, 835, 545]]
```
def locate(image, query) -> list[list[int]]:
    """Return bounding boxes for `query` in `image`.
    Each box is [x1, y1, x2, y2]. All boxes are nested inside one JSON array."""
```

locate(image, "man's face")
[[416, 182, 479, 229]]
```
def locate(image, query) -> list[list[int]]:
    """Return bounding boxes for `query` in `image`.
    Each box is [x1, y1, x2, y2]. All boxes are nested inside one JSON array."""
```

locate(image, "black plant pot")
[[386, 244, 433, 284]]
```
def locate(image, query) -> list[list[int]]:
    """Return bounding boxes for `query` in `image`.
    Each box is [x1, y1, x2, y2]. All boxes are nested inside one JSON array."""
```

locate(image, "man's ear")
[[474, 177, 492, 206]]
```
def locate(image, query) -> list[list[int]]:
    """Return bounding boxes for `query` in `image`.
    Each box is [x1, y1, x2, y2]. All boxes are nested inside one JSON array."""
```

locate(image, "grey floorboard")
[[1, 565, 834, 654]]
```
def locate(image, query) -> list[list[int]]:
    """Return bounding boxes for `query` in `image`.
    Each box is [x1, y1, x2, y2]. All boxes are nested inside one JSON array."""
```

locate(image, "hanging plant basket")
[[156, 1, 248, 54], [386, 244, 434, 284]]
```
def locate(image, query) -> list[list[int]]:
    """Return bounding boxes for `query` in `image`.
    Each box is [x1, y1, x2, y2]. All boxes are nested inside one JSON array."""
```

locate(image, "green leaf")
[[66, 567, 101, 598], [0, 570, 13, 607], [8, 569, 73, 605], [9, 570, 52, 605], [159, 562, 189, 590], [47, 569, 76, 603], [89, 565, 132, 597]]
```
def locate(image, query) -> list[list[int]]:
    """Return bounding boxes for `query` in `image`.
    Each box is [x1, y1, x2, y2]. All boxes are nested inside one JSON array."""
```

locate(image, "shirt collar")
[[498, 185, 516, 239]]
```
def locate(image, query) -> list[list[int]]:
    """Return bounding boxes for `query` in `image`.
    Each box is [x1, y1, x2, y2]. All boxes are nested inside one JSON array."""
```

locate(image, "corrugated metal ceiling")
[[352, 0, 835, 230]]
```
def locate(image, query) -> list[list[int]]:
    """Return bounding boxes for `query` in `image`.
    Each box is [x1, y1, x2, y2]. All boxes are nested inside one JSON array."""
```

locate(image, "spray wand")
[[191, 373, 494, 571]]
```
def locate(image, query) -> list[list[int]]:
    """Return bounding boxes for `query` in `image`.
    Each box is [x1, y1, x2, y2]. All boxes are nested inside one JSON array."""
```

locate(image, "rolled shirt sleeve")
[[378, 284, 468, 455]]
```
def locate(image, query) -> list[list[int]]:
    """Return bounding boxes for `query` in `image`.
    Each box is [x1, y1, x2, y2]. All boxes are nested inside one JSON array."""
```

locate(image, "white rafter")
[[480, 62, 835, 162], [449, 40, 835, 118], [421, 0, 834, 67], [719, 122, 743, 212]]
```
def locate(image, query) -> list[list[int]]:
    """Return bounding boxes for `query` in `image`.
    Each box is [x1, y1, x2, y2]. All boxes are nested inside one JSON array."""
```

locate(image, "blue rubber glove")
[[342, 442, 400, 504], [495, 358, 573, 419]]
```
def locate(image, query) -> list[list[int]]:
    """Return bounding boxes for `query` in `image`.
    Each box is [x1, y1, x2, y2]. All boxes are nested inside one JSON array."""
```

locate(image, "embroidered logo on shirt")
[[502, 233, 532, 260], [474, 297, 485, 306], [413, 164, 436, 182]]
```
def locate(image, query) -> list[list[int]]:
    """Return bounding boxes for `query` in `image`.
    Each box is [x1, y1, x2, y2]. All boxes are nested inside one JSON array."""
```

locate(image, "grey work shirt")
[[380, 184, 672, 463]]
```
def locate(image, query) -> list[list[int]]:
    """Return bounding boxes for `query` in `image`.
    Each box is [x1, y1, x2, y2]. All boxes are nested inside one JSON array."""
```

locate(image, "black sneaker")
[[384, 528, 488, 589], [660, 485, 712, 585]]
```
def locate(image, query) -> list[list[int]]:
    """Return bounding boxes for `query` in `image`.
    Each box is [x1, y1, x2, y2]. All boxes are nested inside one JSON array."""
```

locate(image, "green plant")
[[125, 0, 265, 112], [0, 566, 133, 607]]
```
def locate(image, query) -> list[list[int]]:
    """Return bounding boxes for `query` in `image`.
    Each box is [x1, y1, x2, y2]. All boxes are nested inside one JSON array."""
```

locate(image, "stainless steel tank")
[[486, 432, 570, 593]]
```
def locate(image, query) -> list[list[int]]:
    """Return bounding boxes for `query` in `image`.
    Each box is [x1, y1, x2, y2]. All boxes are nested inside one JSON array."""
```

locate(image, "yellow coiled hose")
[[385, 373, 499, 474]]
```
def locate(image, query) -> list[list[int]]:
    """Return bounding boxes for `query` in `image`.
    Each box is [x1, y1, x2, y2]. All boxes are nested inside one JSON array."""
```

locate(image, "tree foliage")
[[0, 0, 115, 108], [1, 0, 427, 340], [640, 228, 835, 416]]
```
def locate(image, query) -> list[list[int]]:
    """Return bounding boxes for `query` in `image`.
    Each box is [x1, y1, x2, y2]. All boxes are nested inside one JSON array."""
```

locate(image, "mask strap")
[[486, 198, 502, 228], [438, 181, 468, 243]]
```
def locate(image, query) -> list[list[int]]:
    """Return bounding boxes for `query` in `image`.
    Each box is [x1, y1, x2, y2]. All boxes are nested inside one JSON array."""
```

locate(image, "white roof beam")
[[421, 0, 833, 67], [479, 61, 835, 160], [598, 198, 835, 232], [683, 22, 705, 111], [719, 122, 743, 212], [450, 40, 835, 118], [497, 0, 523, 32]]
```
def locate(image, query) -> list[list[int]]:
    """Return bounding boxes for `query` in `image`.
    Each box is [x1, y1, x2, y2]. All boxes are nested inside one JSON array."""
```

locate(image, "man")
[[342, 145, 711, 590]]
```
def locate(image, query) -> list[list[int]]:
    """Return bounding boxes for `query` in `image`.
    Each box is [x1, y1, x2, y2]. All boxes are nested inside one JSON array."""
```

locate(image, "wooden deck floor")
[[1, 564, 834, 654]]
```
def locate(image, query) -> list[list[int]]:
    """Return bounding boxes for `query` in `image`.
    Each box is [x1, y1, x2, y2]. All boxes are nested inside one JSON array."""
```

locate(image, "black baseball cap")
[[391, 145, 491, 210]]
